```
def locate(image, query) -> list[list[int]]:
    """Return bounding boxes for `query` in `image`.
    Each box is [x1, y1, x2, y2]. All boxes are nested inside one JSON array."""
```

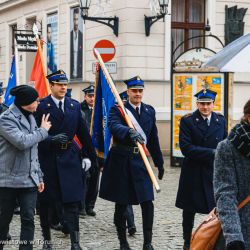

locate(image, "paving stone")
[[8, 157, 205, 249]]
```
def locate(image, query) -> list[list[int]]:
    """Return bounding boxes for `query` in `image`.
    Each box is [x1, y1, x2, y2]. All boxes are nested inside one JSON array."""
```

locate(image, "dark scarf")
[[228, 121, 250, 158], [16, 104, 32, 123]]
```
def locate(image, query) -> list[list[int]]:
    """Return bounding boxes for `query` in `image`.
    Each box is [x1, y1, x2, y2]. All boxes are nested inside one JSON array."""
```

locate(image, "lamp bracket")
[[81, 13, 119, 37], [145, 13, 165, 36]]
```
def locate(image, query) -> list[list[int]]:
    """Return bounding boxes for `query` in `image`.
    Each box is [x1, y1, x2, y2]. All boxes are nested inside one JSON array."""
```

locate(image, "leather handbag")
[[190, 195, 250, 250]]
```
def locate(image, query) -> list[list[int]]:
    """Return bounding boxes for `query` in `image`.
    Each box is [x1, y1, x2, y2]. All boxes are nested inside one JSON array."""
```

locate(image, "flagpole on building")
[[94, 49, 161, 193], [14, 39, 20, 85], [32, 23, 50, 94]]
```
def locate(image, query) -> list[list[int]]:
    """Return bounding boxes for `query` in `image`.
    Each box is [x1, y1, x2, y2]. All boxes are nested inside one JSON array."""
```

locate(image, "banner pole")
[[94, 49, 161, 193], [90, 65, 100, 136]]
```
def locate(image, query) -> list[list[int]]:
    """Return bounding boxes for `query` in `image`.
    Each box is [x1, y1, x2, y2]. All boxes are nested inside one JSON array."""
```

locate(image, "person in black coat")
[[80, 85, 101, 217], [99, 76, 164, 250], [36, 70, 97, 250], [175, 89, 227, 250]]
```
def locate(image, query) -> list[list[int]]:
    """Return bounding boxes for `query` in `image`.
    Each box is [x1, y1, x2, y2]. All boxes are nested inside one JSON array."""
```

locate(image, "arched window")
[[171, 0, 205, 60]]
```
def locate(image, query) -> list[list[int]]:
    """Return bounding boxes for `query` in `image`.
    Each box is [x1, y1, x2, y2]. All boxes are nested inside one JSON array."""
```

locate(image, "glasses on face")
[[130, 89, 143, 93]]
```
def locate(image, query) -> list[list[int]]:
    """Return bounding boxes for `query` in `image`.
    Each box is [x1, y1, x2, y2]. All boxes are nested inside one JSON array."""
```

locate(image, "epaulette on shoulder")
[[183, 113, 192, 118], [70, 98, 79, 104], [147, 104, 154, 110], [143, 104, 154, 112], [216, 112, 224, 116]]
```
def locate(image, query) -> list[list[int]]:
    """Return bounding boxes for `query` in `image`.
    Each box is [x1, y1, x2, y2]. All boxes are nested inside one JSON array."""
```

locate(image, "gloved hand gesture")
[[128, 128, 144, 145], [227, 241, 245, 250], [157, 166, 164, 180], [51, 133, 68, 145], [82, 158, 92, 172]]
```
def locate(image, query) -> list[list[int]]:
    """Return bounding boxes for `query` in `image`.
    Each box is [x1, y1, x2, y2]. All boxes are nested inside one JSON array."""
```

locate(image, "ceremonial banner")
[[30, 47, 50, 99], [92, 68, 115, 158], [4, 56, 16, 106]]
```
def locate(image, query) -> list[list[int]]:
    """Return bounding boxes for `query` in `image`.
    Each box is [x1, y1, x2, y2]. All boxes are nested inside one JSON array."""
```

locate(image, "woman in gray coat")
[[0, 85, 51, 250], [214, 99, 250, 250]]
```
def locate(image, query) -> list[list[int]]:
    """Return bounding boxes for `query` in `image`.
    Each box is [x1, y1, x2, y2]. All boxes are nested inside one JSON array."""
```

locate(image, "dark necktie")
[[59, 101, 63, 113], [204, 118, 209, 127], [136, 107, 140, 117]]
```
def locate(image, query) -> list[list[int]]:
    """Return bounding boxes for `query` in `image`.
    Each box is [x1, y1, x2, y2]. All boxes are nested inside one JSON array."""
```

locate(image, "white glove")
[[82, 158, 91, 172]]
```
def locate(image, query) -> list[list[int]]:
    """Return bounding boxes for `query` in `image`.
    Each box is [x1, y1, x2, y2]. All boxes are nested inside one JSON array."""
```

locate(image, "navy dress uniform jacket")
[[175, 110, 227, 214], [36, 95, 96, 203], [99, 102, 164, 205]]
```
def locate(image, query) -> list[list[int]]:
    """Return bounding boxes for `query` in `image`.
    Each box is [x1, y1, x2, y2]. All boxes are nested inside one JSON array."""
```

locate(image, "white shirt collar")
[[129, 101, 141, 113], [201, 113, 212, 124], [51, 95, 65, 111]]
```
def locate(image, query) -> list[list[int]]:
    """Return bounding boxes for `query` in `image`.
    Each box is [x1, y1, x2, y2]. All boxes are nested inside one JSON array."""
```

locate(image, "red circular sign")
[[93, 39, 116, 63]]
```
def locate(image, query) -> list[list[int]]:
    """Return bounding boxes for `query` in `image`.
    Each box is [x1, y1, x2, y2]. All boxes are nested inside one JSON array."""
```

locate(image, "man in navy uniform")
[[99, 76, 164, 250], [80, 85, 94, 133], [80, 84, 100, 217], [175, 89, 227, 250], [36, 70, 97, 250]]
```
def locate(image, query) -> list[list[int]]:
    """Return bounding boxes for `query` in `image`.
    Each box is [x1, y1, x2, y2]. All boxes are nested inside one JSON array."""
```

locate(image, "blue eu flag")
[[4, 56, 16, 106], [92, 68, 115, 159]]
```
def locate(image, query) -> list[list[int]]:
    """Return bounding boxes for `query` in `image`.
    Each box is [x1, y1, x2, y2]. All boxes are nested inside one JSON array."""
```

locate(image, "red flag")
[[30, 44, 50, 98]]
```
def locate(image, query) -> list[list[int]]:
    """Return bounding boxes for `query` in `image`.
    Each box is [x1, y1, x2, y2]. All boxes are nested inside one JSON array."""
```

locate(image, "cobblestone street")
[[8, 157, 204, 250]]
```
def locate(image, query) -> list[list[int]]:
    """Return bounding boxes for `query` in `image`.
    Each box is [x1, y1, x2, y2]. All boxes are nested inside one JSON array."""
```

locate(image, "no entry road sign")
[[93, 39, 116, 63]]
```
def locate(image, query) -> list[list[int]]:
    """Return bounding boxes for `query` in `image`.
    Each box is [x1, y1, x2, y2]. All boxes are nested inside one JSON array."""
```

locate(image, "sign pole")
[[94, 49, 161, 193]]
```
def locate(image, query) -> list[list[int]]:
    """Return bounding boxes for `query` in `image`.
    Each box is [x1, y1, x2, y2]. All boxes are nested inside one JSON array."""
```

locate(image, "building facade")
[[0, 0, 250, 154]]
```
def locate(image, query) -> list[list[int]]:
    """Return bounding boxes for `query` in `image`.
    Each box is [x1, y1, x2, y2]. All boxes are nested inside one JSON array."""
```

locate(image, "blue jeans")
[[0, 187, 37, 250], [125, 205, 135, 229]]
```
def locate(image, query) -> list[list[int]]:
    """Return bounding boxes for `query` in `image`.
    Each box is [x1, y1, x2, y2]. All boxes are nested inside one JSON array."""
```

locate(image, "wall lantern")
[[79, 0, 119, 37], [145, 0, 169, 36]]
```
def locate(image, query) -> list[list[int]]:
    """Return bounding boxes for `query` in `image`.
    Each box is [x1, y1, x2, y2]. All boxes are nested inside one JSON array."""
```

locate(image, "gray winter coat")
[[214, 139, 250, 249], [0, 104, 48, 188]]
